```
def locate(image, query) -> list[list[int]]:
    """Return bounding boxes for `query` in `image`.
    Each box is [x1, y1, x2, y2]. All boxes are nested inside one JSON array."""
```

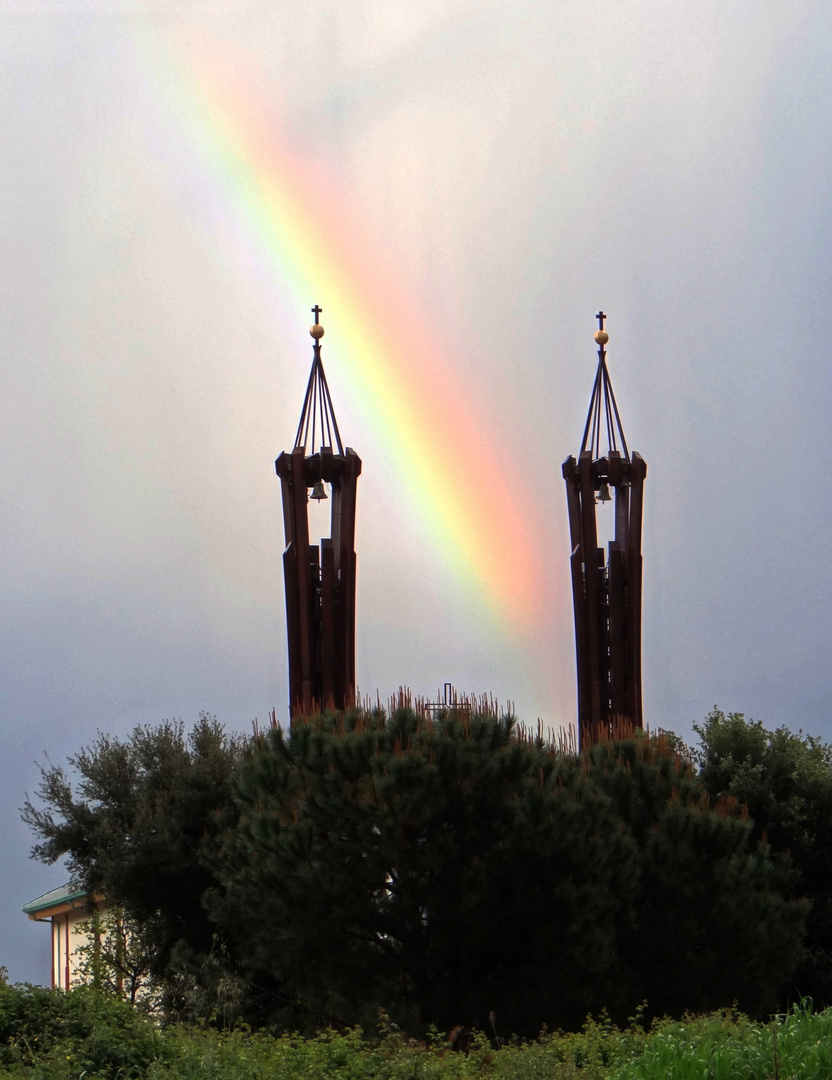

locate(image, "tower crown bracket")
[[294, 305, 344, 456], [580, 313, 629, 462]]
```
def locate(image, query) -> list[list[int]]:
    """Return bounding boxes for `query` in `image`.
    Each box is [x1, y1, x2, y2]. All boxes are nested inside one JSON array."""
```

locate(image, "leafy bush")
[[1, 985, 832, 1080], [0, 981, 167, 1077]]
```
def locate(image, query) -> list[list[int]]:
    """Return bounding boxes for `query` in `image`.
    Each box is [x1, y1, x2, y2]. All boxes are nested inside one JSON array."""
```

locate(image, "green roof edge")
[[22, 883, 88, 915]]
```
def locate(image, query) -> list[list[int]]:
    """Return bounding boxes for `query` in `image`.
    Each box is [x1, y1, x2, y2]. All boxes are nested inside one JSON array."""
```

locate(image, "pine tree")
[[695, 709, 832, 1007], [209, 706, 640, 1035], [585, 732, 808, 1018]]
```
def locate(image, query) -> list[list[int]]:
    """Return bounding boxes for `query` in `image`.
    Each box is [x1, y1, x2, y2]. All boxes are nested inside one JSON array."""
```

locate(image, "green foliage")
[[0, 981, 167, 1077], [1, 983, 832, 1080], [22, 715, 244, 989], [616, 1001, 832, 1080], [75, 907, 161, 1008], [207, 707, 805, 1034], [21, 705, 813, 1034], [209, 706, 641, 1035], [585, 733, 808, 1018], [695, 709, 832, 1006]]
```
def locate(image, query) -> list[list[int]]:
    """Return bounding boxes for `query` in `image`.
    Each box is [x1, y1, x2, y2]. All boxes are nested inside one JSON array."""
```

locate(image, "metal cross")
[[312, 304, 323, 322], [596, 310, 606, 331]]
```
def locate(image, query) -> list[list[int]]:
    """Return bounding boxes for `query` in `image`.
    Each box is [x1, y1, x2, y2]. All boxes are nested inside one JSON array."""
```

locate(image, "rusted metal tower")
[[562, 313, 646, 747], [275, 307, 361, 715]]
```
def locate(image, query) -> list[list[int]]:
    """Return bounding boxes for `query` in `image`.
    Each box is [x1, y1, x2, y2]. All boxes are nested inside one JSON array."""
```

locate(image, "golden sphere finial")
[[310, 323, 324, 339], [594, 310, 608, 347]]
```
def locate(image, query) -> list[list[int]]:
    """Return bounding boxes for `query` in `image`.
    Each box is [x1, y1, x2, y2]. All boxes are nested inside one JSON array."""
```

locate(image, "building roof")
[[22, 883, 87, 919]]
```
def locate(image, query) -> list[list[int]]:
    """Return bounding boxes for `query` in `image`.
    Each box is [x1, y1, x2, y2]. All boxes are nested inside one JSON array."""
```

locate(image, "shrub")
[[0, 981, 167, 1077]]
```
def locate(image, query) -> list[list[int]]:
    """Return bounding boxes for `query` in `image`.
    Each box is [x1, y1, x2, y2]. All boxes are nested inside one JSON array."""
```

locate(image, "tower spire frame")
[[562, 314, 646, 747], [275, 307, 361, 716]]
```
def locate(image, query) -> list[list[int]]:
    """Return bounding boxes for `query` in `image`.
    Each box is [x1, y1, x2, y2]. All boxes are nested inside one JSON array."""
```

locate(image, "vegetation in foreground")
[[23, 707, 818, 1035], [1, 980, 832, 1080], [12, 706, 832, 1072]]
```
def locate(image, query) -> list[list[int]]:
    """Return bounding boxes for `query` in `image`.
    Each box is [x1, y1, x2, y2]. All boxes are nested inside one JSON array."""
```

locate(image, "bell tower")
[[275, 307, 361, 715], [562, 313, 646, 747]]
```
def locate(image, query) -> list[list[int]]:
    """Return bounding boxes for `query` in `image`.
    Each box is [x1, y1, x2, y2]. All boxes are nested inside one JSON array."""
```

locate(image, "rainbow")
[[149, 43, 544, 628]]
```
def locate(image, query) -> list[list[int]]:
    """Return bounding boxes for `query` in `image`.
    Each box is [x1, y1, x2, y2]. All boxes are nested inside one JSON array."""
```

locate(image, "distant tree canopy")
[[695, 708, 832, 1007], [23, 706, 815, 1035]]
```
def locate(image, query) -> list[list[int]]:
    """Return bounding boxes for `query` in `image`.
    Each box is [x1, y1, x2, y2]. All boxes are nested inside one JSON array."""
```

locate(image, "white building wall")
[[50, 907, 93, 990]]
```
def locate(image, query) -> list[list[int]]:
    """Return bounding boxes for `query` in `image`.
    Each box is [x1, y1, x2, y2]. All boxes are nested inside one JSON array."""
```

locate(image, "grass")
[[1, 985, 831, 1079], [615, 1003, 832, 1080]]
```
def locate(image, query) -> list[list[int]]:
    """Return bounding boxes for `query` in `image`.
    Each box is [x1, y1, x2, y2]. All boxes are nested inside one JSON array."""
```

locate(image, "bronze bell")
[[309, 480, 328, 501], [596, 482, 612, 504]]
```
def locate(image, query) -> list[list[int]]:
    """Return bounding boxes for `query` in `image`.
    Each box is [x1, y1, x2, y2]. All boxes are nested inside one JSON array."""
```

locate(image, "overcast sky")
[[3, 0, 831, 984]]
